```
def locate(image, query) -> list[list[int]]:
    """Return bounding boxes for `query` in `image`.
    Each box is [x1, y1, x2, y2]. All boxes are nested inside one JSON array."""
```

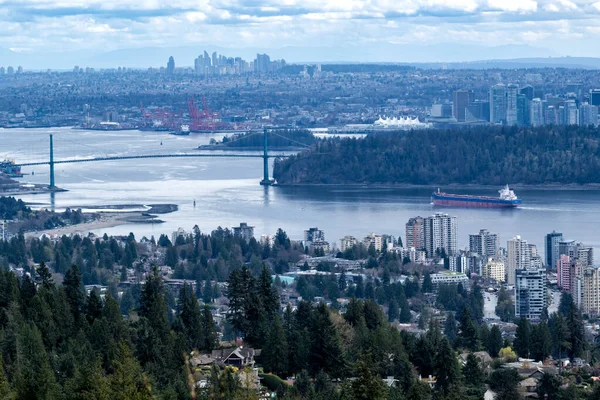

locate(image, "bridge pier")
[[49, 134, 55, 189], [260, 127, 274, 186]]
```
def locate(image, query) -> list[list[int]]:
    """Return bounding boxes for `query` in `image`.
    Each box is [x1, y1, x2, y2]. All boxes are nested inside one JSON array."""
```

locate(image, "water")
[[2, 127, 600, 255]]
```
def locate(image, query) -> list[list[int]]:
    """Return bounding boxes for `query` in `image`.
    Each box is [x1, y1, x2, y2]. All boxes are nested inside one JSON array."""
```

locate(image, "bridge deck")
[[16, 153, 289, 167]]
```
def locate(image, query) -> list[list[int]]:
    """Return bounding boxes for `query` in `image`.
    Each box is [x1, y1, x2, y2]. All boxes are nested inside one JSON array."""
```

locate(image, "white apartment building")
[[515, 268, 546, 321], [507, 236, 531, 285], [423, 213, 457, 257], [483, 258, 505, 283]]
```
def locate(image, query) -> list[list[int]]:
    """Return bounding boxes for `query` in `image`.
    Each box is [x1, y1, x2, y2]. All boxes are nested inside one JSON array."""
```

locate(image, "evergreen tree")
[[514, 317, 531, 358], [398, 292, 411, 323], [64, 264, 85, 325], [422, 272, 433, 294], [200, 305, 218, 352], [488, 325, 503, 358], [261, 315, 288, 377], [177, 283, 203, 350], [309, 303, 345, 378], [15, 322, 62, 400], [536, 372, 561, 400], [495, 286, 515, 322], [109, 342, 153, 400], [351, 353, 388, 400], [138, 267, 169, 336], [434, 337, 460, 396], [388, 299, 399, 322], [567, 301, 585, 360], [444, 312, 457, 347], [86, 289, 103, 325], [531, 322, 552, 362], [258, 265, 279, 317], [463, 353, 485, 400], [0, 356, 15, 400], [458, 306, 478, 351]]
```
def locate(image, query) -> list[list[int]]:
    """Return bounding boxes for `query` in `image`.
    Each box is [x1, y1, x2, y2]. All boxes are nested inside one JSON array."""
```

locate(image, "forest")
[[0, 224, 597, 399], [207, 129, 316, 149], [273, 125, 600, 185]]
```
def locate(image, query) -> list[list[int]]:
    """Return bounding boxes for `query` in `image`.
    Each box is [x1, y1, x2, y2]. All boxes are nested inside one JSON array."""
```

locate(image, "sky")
[[1, 0, 600, 65]]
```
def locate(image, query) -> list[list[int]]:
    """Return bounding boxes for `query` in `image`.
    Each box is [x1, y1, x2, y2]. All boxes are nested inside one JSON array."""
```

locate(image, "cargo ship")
[[432, 185, 521, 208], [0, 159, 23, 178]]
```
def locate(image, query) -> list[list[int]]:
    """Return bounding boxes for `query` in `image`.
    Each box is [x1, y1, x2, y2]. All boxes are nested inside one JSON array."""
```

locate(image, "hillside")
[[273, 125, 600, 185]]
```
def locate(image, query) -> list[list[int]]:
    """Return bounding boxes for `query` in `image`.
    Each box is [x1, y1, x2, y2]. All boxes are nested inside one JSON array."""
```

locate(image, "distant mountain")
[[410, 57, 600, 70]]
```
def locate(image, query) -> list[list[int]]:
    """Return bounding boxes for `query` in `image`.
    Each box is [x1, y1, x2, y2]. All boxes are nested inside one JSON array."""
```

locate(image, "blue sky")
[[1, 0, 600, 62]]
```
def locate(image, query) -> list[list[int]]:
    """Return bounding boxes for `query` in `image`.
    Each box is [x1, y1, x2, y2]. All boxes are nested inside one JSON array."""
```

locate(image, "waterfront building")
[[483, 258, 505, 283], [507, 236, 531, 285], [340, 235, 358, 252], [423, 213, 457, 258], [545, 231, 563, 270], [506, 84, 519, 125], [406, 217, 425, 250], [363, 232, 383, 252], [490, 84, 507, 124], [583, 267, 600, 316], [515, 268, 547, 321], [233, 222, 254, 242], [468, 229, 498, 259]]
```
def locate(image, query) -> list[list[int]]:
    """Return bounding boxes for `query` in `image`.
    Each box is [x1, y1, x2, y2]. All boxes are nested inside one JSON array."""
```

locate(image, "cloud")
[[0, 0, 600, 58]]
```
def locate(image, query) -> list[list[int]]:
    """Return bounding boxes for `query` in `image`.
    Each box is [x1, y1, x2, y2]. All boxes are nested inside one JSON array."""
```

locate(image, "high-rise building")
[[423, 213, 457, 257], [483, 258, 505, 282], [583, 267, 600, 316], [516, 94, 530, 126], [545, 231, 563, 270], [255, 53, 271, 73], [530, 98, 544, 127], [559, 240, 578, 260], [167, 56, 175, 75], [406, 217, 425, 250], [506, 236, 531, 285], [233, 222, 254, 242], [590, 89, 600, 106], [556, 254, 575, 292], [506, 84, 519, 125], [6, 66, 14, 75], [340, 236, 358, 252], [212, 52, 218, 67], [304, 227, 325, 243], [520, 85, 534, 101], [0, 67, 4, 75], [363, 233, 383, 252], [515, 268, 547, 321], [453, 90, 474, 122], [468, 229, 498, 259], [465, 100, 490, 122], [490, 84, 507, 124], [565, 100, 579, 125], [579, 102, 599, 126]]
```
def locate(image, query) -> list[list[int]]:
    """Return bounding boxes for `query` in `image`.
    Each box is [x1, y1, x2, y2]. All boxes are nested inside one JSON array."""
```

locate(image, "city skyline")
[[2, 1, 600, 68]]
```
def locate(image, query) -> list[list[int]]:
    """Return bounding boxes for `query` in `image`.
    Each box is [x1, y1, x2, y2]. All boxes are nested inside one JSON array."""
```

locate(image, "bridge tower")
[[49, 134, 55, 189], [260, 127, 274, 186]]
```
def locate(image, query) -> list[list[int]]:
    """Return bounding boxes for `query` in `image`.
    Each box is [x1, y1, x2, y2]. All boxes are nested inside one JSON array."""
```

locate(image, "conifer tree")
[[514, 317, 531, 358], [463, 353, 485, 400], [488, 325, 503, 358], [177, 283, 202, 350], [262, 314, 289, 377], [200, 305, 218, 352]]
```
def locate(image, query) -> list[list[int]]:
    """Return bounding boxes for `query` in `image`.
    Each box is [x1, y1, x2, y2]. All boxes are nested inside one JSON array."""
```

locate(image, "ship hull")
[[432, 193, 521, 208]]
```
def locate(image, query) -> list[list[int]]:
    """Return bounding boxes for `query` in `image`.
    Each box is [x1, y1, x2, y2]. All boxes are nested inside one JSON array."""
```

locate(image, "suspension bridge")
[[11, 128, 302, 188]]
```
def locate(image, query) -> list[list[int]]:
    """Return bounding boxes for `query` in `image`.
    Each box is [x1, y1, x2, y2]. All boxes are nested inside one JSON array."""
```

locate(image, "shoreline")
[[273, 182, 600, 191]]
